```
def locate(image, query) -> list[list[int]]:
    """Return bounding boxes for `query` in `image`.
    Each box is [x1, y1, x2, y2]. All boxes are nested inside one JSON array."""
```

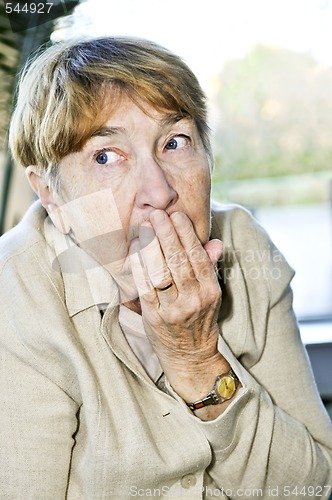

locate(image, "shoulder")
[[211, 200, 269, 250], [0, 200, 47, 266], [211, 203, 296, 366], [211, 200, 294, 305], [0, 202, 77, 396], [0, 200, 64, 305]]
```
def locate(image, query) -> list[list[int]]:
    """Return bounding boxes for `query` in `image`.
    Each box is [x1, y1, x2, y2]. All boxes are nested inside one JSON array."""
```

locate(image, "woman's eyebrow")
[[91, 126, 126, 138], [89, 115, 192, 141], [159, 114, 191, 128]]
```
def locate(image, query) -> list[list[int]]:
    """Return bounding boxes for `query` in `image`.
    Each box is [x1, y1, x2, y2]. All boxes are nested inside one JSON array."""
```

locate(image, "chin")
[[195, 220, 211, 246]]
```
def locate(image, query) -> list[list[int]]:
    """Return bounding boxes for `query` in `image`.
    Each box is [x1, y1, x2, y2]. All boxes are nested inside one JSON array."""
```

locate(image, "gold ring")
[[156, 282, 173, 292]]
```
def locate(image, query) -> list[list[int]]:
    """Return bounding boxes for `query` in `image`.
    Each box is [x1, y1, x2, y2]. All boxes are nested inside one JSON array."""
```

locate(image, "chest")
[[67, 307, 213, 498]]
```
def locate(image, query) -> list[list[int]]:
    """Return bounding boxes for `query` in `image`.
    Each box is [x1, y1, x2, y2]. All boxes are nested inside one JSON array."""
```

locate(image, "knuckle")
[[208, 286, 222, 304], [167, 249, 188, 268], [141, 289, 157, 305], [187, 295, 202, 311], [164, 310, 179, 325], [148, 267, 170, 286], [196, 265, 211, 280], [188, 244, 204, 263], [137, 277, 153, 295]]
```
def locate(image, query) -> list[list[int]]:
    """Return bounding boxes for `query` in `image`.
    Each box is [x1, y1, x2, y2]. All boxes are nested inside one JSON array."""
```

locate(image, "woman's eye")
[[95, 150, 122, 165], [165, 135, 190, 151]]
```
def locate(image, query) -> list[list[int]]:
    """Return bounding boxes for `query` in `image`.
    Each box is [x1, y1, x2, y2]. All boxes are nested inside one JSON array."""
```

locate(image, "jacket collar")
[[43, 213, 119, 317]]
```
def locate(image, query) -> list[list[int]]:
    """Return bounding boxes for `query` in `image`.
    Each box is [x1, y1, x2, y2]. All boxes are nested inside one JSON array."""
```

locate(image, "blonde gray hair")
[[9, 36, 212, 185]]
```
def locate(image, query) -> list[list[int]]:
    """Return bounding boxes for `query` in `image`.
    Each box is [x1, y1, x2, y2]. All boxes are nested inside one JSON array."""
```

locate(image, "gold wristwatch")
[[186, 368, 239, 412]]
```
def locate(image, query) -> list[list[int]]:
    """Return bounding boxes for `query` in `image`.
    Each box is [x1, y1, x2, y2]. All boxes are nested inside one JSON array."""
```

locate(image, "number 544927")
[[5, 3, 53, 14]]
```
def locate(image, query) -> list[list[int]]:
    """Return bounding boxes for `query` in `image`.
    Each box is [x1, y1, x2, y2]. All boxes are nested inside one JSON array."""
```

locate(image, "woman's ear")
[[26, 166, 54, 208], [25, 166, 71, 234]]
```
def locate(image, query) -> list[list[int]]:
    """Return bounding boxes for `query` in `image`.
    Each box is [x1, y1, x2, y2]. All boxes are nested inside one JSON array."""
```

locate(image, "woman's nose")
[[135, 158, 177, 210]]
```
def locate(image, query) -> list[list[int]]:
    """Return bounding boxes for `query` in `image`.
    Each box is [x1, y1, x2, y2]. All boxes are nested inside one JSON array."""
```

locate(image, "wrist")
[[186, 368, 239, 412], [162, 353, 231, 403], [157, 330, 224, 378]]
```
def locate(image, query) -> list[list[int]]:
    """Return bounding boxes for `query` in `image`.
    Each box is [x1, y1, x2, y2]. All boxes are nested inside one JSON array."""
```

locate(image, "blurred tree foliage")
[[211, 44, 332, 182]]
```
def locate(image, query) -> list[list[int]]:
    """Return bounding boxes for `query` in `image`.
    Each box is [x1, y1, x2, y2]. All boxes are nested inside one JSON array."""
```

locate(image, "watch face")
[[217, 375, 236, 399]]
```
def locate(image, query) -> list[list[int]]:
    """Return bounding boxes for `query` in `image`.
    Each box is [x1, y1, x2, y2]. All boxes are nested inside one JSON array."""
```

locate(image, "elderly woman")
[[0, 37, 331, 499]]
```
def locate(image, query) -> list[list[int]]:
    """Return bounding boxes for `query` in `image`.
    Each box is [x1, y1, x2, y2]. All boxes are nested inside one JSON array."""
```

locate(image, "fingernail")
[[171, 212, 184, 225], [152, 210, 166, 223]]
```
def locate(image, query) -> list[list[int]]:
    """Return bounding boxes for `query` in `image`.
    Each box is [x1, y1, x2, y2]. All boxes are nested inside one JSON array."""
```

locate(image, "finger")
[[204, 239, 224, 266], [170, 211, 217, 284], [138, 222, 175, 293], [129, 238, 155, 299], [148, 211, 195, 293]]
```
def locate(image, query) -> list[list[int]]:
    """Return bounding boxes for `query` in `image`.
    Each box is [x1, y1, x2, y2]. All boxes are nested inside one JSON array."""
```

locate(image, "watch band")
[[186, 368, 239, 412]]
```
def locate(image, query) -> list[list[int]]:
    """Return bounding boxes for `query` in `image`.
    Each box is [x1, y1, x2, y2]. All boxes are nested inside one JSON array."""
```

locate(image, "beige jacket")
[[0, 201, 331, 500]]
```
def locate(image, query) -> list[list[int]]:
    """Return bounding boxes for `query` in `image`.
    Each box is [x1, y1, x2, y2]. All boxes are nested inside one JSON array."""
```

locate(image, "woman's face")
[[52, 95, 212, 294]]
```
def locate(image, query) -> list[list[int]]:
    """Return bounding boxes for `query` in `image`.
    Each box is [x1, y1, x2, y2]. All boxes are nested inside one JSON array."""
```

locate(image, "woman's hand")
[[130, 210, 235, 419]]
